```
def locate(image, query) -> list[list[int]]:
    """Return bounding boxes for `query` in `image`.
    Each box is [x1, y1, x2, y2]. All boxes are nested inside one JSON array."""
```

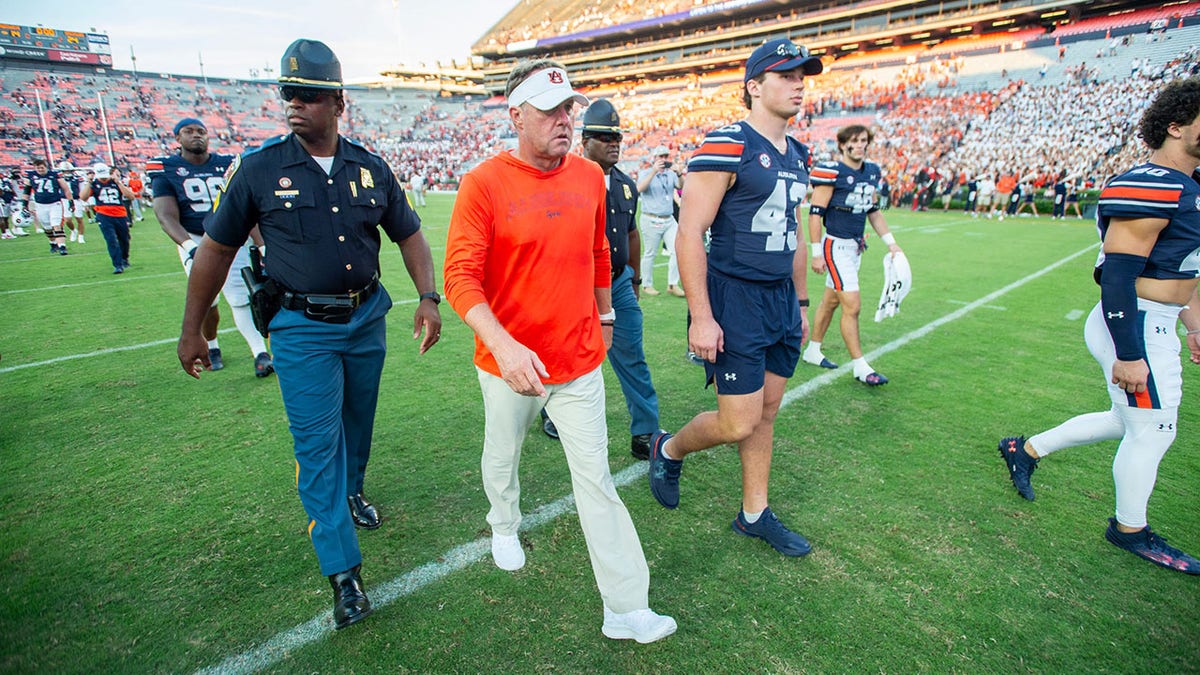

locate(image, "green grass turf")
[[1, 196, 1196, 673]]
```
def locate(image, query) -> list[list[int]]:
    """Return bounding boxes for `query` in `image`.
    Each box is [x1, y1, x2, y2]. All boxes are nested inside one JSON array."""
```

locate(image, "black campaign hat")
[[581, 99, 622, 134], [278, 39, 345, 90]]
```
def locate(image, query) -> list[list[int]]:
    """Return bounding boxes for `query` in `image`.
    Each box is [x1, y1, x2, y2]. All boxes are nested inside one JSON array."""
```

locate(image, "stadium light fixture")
[[950, 25, 974, 33], [910, 32, 930, 39], [840, 43, 859, 51], [874, 38, 894, 45], [992, 18, 1015, 26], [1040, 10, 1067, 18]]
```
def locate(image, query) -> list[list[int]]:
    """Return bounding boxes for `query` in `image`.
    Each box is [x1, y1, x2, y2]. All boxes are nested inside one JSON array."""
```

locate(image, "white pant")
[[34, 201, 63, 231], [476, 365, 650, 612], [822, 235, 863, 293], [640, 213, 679, 289], [177, 232, 252, 307], [1085, 299, 1183, 409]]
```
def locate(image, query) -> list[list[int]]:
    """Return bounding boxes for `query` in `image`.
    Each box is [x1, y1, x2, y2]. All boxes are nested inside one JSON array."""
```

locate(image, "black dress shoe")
[[329, 564, 372, 630], [348, 493, 381, 529], [631, 433, 653, 461], [540, 409, 560, 440]]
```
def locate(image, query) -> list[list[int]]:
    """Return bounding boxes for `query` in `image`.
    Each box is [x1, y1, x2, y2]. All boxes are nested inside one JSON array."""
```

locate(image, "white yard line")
[[197, 241, 1100, 674]]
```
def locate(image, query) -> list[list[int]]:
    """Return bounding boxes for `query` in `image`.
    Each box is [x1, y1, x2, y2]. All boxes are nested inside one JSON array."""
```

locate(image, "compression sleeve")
[[1099, 252, 1148, 361]]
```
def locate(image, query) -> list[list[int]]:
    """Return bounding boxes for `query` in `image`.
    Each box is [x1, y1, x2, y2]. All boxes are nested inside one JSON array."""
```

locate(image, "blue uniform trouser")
[[270, 286, 391, 576], [608, 265, 659, 436], [95, 213, 129, 267]]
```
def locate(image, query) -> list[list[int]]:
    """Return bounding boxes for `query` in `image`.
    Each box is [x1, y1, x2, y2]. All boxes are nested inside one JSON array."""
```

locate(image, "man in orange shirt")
[[444, 59, 676, 644], [996, 172, 1018, 220], [126, 170, 145, 222]]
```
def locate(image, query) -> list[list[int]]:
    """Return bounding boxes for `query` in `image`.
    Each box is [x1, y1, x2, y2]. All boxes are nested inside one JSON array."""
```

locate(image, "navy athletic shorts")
[[703, 269, 802, 395]]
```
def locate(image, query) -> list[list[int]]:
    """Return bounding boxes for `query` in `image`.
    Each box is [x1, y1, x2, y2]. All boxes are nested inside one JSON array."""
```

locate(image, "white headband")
[[508, 67, 590, 111]]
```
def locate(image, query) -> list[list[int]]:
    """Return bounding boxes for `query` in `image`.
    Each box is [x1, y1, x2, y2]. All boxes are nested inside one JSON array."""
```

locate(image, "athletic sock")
[[207, 339, 220, 350], [230, 303, 268, 355], [661, 437, 679, 461], [851, 357, 872, 379], [742, 509, 763, 524]]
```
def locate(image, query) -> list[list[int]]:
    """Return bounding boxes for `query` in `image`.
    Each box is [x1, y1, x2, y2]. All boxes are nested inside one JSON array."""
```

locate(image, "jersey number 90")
[[183, 176, 225, 213]]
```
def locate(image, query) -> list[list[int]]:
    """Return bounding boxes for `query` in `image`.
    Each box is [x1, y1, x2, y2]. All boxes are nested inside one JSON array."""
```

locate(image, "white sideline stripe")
[[1, 272, 178, 295], [1065, 309, 1085, 321], [197, 241, 1100, 675], [0, 300, 425, 375], [947, 299, 1006, 310]]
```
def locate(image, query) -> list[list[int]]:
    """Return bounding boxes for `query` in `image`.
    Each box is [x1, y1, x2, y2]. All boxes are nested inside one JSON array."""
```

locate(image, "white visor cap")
[[508, 67, 590, 111]]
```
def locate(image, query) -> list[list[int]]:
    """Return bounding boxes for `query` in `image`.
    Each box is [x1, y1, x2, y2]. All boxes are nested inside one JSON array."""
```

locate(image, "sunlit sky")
[[2, 1, 516, 80]]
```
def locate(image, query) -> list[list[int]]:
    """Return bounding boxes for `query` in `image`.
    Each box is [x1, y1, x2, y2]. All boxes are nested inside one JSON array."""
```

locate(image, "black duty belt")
[[280, 275, 380, 324]]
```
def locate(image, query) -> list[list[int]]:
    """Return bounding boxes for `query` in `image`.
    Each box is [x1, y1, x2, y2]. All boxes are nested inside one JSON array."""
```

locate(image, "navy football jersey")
[[809, 160, 881, 240], [147, 152, 234, 235], [687, 122, 810, 282], [64, 174, 82, 200], [27, 169, 64, 204], [1096, 163, 1200, 280], [90, 180, 126, 209]]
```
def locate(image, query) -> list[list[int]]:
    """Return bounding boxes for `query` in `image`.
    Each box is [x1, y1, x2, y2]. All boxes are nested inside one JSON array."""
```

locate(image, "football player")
[[647, 38, 820, 558], [25, 158, 70, 254], [803, 124, 902, 385], [998, 77, 1200, 574], [150, 118, 272, 376], [59, 162, 85, 243]]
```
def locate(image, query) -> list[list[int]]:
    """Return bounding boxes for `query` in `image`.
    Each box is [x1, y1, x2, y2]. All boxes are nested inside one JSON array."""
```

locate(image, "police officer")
[[577, 99, 664, 460], [177, 38, 442, 631]]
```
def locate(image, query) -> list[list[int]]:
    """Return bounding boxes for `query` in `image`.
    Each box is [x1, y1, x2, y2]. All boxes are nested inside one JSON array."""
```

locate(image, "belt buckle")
[[303, 295, 355, 324]]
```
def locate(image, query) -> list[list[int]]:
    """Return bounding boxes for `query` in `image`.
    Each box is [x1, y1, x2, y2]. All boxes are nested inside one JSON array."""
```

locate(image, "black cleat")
[[254, 352, 274, 378], [998, 435, 1038, 501], [1104, 518, 1200, 574]]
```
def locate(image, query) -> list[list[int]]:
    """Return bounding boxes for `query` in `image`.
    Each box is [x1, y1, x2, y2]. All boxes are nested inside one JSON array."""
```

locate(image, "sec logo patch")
[[758, 153, 771, 168]]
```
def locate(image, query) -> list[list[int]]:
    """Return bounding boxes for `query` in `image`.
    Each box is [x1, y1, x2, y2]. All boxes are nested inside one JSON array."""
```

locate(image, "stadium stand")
[[0, 0, 1198, 200]]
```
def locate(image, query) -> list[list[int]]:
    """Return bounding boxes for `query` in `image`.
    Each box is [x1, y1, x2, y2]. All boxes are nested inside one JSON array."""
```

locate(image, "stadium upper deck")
[[470, 0, 1196, 91]]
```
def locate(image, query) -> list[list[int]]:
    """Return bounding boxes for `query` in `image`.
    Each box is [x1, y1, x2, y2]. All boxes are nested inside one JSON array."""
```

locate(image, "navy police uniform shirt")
[[688, 122, 810, 282], [605, 166, 639, 276], [1097, 163, 1200, 280], [27, 169, 64, 204], [147, 152, 235, 235], [809, 159, 881, 240], [206, 133, 420, 295]]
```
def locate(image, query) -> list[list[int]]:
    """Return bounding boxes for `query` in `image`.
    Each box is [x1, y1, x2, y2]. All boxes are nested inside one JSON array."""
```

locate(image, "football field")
[[2, 194, 1197, 673]]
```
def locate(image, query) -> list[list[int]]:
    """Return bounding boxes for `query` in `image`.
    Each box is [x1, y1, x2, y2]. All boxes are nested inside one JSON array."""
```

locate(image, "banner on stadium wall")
[[0, 23, 112, 65]]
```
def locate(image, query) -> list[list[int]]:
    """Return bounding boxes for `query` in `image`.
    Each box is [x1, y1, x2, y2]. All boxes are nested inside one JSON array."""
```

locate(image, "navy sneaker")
[[732, 506, 811, 557], [1105, 518, 1200, 574], [647, 431, 682, 509], [254, 352, 274, 378], [113, 266, 123, 274], [998, 436, 1038, 501], [208, 347, 224, 371], [856, 371, 888, 386]]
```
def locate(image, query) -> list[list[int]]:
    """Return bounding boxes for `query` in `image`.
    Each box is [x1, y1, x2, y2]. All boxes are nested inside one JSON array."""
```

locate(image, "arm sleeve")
[[443, 171, 494, 318], [1099, 252, 1148, 361]]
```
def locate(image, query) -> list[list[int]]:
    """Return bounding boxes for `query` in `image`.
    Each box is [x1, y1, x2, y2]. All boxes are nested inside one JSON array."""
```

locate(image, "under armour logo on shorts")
[[724, 372, 737, 381]]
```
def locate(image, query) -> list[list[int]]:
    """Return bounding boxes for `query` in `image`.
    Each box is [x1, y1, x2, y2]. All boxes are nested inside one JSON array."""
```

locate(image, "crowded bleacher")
[[1, 0, 1199, 208]]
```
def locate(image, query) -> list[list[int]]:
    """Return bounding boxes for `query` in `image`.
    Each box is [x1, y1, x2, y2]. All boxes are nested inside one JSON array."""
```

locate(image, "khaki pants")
[[477, 365, 650, 612]]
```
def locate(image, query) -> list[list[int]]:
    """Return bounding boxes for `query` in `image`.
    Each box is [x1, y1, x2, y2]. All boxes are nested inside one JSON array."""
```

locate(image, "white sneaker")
[[1, 231, 14, 239], [77, 235, 85, 244], [14, 227, 28, 236], [69, 231, 77, 242], [602, 606, 677, 644], [491, 533, 525, 571]]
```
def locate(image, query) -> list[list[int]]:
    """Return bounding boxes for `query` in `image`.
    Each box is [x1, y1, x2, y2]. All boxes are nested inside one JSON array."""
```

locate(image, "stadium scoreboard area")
[[0, 23, 111, 67]]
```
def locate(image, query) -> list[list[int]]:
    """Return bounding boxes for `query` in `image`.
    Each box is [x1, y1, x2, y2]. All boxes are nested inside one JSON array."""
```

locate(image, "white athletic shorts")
[[71, 199, 84, 218], [34, 201, 63, 231], [821, 235, 863, 293], [1085, 299, 1183, 410], [177, 232, 252, 307]]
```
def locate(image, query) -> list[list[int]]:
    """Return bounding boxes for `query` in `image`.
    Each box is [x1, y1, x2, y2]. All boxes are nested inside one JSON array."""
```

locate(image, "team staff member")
[[80, 163, 134, 274], [151, 117, 272, 377], [647, 38, 818, 558], [444, 60, 676, 644], [803, 124, 902, 385], [26, 158, 70, 255], [998, 78, 1200, 574], [177, 39, 442, 629], [637, 146, 684, 297], [578, 98, 664, 460]]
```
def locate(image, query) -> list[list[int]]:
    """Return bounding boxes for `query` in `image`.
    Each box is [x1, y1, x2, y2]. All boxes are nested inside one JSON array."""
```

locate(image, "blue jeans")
[[270, 286, 391, 575], [608, 265, 659, 436], [95, 213, 129, 267]]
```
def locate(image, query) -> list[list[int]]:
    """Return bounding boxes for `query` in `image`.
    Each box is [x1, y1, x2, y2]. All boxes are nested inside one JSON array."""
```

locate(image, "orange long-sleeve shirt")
[[444, 150, 611, 384]]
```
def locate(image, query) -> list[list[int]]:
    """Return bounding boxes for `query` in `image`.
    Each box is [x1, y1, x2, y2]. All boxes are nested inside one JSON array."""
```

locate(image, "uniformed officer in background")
[[176, 38, 442, 631], [576, 98, 664, 460]]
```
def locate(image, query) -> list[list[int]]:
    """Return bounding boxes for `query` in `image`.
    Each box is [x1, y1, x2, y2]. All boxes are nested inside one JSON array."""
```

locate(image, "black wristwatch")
[[798, 298, 810, 308], [631, 277, 643, 285], [419, 291, 441, 305]]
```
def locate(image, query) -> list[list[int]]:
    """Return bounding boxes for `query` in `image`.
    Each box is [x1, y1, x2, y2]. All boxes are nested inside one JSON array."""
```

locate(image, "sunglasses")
[[586, 132, 622, 144], [280, 86, 331, 103]]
